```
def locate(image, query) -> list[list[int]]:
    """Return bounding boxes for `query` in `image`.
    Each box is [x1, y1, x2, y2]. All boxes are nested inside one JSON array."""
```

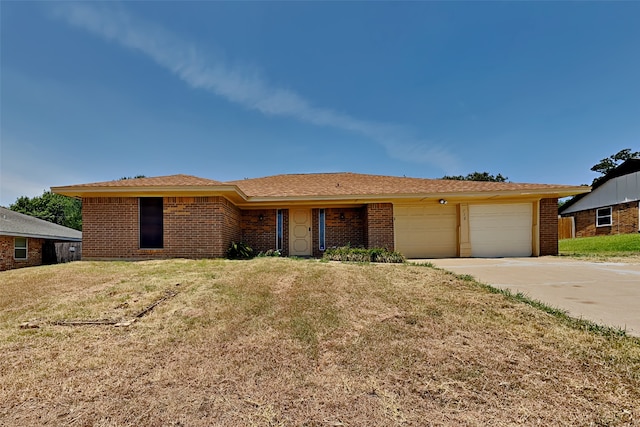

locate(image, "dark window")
[[140, 198, 163, 248], [276, 209, 283, 251], [596, 207, 612, 227], [14, 237, 27, 259], [318, 209, 326, 251]]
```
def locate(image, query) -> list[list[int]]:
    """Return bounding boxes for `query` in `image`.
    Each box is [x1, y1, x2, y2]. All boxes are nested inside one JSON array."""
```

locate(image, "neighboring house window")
[[596, 207, 612, 227], [14, 237, 27, 260], [140, 198, 163, 248], [276, 209, 283, 251], [319, 209, 326, 251]]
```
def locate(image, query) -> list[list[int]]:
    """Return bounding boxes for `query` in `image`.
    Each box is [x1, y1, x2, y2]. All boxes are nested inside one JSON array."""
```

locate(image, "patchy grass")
[[1, 258, 639, 426], [560, 234, 640, 261], [322, 246, 406, 263]]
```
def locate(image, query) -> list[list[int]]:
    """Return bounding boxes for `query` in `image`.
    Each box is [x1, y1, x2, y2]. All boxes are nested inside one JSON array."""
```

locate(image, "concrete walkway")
[[426, 257, 640, 337]]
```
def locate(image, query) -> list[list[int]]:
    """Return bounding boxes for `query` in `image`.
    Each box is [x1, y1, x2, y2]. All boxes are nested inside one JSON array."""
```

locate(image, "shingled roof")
[[226, 172, 583, 198], [52, 172, 589, 202], [60, 174, 225, 188], [0, 207, 82, 241]]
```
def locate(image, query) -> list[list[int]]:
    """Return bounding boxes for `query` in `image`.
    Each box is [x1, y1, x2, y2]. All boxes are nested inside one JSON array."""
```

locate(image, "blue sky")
[[1, 1, 639, 207]]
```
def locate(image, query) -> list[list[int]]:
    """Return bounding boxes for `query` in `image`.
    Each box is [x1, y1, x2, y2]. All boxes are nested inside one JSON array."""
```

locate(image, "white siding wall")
[[562, 171, 640, 214]]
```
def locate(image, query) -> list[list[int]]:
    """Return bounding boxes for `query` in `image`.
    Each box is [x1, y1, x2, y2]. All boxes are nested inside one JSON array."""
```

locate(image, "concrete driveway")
[[427, 257, 640, 337]]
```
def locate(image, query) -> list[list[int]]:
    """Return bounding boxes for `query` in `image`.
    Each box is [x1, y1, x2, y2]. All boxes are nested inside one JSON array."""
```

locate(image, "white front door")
[[289, 208, 312, 256]]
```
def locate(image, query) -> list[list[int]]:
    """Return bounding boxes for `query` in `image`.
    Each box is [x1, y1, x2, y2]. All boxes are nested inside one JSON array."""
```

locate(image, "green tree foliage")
[[590, 148, 639, 182], [10, 191, 82, 231], [441, 171, 508, 182]]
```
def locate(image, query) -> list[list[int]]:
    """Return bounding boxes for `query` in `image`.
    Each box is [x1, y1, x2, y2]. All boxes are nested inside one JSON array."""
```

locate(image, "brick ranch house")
[[0, 206, 82, 271], [560, 158, 639, 237], [51, 173, 589, 260]]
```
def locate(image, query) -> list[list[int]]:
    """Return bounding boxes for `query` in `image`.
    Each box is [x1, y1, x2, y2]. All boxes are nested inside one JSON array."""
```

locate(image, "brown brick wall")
[[365, 203, 394, 250], [326, 207, 366, 248], [311, 207, 366, 257], [563, 201, 639, 237], [240, 209, 289, 256], [165, 196, 240, 258], [214, 197, 242, 256], [82, 196, 240, 260], [82, 197, 138, 259], [0, 236, 44, 271], [539, 198, 559, 256], [241, 210, 277, 254]]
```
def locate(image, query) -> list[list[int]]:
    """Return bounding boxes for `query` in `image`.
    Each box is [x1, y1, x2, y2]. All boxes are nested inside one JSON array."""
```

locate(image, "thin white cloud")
[[0, 173, 47, 207], [52, 3, 459, 172]]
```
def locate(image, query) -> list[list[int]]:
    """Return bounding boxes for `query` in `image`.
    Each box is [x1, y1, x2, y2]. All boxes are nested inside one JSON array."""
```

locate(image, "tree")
[[590, 148, 639, 182], [10, 191, 82, 231], [441, 171, 508, 182]]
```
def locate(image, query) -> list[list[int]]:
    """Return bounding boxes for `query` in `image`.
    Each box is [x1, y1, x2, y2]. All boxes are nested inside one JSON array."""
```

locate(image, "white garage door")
[[470, 204, 532, 257], [395, 205, 457, 258]]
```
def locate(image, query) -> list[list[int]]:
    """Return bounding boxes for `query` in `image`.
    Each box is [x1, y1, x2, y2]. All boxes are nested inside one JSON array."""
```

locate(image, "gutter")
[[1, 231, 82, 241]]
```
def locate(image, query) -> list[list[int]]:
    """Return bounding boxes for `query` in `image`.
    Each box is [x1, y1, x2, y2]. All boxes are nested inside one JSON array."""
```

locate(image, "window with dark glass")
[[319, 209, 326, 251], [276, 209, 283, 251], [14, 237, 27, 259], [140, 198, 163, 248], [596, 207, 612, 227]]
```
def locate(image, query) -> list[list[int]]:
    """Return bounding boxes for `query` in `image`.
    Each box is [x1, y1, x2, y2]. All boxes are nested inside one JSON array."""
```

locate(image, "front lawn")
[[1, 258, 638, 426], [560, 233, 640, 257]]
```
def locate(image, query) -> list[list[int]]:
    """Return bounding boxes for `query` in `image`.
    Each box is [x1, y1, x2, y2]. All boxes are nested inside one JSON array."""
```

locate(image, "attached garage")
[[469, 203, 533, 257], [394, 205, 457, 258]]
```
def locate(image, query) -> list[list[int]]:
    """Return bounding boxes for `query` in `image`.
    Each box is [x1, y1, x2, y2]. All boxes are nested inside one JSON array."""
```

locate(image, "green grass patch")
[[560, 233, 640, 255]]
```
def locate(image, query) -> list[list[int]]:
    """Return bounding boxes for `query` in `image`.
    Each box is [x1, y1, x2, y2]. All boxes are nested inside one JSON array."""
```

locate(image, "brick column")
[[365, 203, 394, 250], [539, 198, 559, 256]]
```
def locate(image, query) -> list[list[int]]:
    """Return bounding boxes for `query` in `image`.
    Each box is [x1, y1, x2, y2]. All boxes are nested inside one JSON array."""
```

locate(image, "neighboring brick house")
[[52, 173, 588, 260], [0, 207, 82, 271], [560, 159, 640, 238]]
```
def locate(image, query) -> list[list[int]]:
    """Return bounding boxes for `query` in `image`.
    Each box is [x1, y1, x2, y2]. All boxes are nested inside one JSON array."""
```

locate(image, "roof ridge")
[[55, 174, 226, 188], [226, 171, 434, 182]]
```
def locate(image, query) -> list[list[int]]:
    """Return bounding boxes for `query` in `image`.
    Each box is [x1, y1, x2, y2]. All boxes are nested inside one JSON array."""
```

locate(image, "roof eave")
[[52, 184, 590, 205], [51, 185, 249, 201], [1, 231, 82, 241], [236, 187, 591, 206]]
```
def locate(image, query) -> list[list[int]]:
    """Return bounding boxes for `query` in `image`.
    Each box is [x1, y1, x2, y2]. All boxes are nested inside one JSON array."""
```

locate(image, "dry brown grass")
[[559, 253, 640, 264], [1, 258, 639, 426]]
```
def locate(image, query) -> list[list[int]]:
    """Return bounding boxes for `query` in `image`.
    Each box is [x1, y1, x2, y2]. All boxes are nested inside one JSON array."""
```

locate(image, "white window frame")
[[14, 237, 27, 260], [596, 206, 612, 227]]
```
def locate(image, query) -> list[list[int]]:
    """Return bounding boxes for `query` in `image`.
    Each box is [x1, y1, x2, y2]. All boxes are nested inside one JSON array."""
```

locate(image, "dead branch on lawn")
[[35, 289, 179, 328], [50, 319, 118, 326], [133, 290, 177, 319]]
